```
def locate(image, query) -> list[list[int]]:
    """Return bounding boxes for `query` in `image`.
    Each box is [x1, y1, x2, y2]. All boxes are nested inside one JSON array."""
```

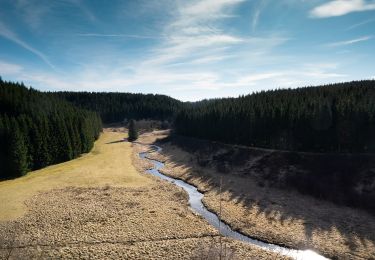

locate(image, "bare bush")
[[191, 238, 237, 260]]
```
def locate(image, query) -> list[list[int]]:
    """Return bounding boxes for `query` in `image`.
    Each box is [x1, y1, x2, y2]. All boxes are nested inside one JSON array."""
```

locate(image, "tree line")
[[2, 78, 375, 179], [54, 91, 182, 123], [0, 79, 102, 179], [175, 80, 375, 153]]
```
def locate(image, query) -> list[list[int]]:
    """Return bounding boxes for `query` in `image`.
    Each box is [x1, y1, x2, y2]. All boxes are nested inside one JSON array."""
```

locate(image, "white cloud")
[[0, 61, 23, 75], [139, 0, 247, 67], [252, 9, 261, 31], [42, 0, 288, 99], [0, 21, 55, 69], [346, 18, 375, 30], [5, 0, 344, 101], [14, 0, 97, 32], [310, 0, 375, 18], [144, 33, 284, 68], [326, 36, 372, 47], [235, 72, 284, 86], [0, 59, 349, 101], [251, 0, 267, 31], [15, 0, 50, 30], [76, 33, 160, 39], [180, 26, 219, 35], [69, 0, 97, 22], [293, 63, 347, 79], [179, 0, 244, 18], [198, 64, 346, 90], [190, 54, 234, 64]]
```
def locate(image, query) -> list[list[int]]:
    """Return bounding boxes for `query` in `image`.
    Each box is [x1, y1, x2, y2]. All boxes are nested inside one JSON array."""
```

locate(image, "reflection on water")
[[139, 145, 329, 260]]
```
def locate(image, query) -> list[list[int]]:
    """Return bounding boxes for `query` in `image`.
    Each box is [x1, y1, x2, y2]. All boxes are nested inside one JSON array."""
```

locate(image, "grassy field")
[[0, 128, 288, 259], [0, 128, 151, 221]]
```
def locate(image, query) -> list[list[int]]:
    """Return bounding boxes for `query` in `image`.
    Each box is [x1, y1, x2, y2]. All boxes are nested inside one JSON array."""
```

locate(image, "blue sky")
[[0, 0, 374, 101]]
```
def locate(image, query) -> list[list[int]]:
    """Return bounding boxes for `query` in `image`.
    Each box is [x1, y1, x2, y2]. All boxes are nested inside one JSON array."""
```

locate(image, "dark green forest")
[[0, 79, 102, 179], [2, 79, 375, 182], [175, 80, 375, 153], [54, 92, 182, 123]]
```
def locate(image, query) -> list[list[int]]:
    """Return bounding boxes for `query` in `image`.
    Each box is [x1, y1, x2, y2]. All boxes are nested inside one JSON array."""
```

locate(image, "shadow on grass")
[[151, 134, 375, 259], [106, 139, 126, 144]]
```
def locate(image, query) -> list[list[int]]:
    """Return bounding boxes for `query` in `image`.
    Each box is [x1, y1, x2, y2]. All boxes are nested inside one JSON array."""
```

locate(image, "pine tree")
[[128, 119, 138, 141]]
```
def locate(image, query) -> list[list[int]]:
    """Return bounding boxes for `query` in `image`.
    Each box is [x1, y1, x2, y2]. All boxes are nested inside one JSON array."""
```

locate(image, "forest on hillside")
[[2, 79, 375, 180], [0, 79, 102, 179], [54, 92, 182, 123], [175, 80, 375, 153]]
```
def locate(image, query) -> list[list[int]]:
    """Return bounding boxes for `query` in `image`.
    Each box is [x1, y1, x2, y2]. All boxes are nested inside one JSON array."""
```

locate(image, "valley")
[[1, 1, 375, 258], [138, 130, 375, 259], [0, 128, 291, 259]]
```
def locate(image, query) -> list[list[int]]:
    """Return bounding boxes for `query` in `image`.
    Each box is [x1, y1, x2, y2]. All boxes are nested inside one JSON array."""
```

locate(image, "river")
[[139, 145, 328, 260]]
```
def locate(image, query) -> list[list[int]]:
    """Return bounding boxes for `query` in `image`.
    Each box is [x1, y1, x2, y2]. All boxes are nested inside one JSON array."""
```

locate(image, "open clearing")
[[0, 128, 288, 259]]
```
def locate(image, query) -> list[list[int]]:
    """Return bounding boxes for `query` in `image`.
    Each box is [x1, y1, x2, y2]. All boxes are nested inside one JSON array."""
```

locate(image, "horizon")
[[0, 0, 375, 101], [3, 77, 375, 103]]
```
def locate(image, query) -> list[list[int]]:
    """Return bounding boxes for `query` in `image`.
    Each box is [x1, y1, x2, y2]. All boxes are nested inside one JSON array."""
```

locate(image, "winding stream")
[[139, 145, 328, 260]]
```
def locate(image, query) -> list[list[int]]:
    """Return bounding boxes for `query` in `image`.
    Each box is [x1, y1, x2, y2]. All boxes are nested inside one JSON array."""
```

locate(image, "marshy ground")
[[0, 128, 289, 259]]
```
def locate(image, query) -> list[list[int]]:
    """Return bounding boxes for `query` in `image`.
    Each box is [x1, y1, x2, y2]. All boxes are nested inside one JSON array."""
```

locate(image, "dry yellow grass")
[[0, 129, 151, 221], [141, 131, 375, 259], [0, 128, 289, 259]]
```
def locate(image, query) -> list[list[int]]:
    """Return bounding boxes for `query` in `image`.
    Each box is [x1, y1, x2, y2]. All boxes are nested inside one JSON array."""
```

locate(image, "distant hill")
[[54, 91, 182, 123]]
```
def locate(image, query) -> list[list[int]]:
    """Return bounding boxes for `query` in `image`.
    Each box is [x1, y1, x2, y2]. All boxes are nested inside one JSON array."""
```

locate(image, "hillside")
[[145, 131, 375, 259], [159, 134, 375, 215], [175, 80, 375, 153], [54, 91, 182, 123]]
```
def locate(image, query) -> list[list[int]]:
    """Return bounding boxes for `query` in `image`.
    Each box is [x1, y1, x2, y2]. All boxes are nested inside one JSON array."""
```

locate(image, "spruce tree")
[[128, 119, 138, 141]]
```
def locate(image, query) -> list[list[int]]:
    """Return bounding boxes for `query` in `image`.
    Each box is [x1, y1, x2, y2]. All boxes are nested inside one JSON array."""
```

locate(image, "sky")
[[0, 0, 374, 101]]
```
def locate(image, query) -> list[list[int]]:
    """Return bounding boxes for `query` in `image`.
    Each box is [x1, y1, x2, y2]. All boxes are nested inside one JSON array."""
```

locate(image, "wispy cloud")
[[0, 21, 55, 69], [346, 18, 375, 30], [190, 54, 235, 64], [140, 0, 247, 67], [1, 0, 367, 101], [310, 0, 375, 18], [13, 0, 97, 32], [251, 0, 267, 31], [325, 35, 372, 47], [176, 0, 244, 21], [0, 61, 23, 75], [192, 63, 346, 90], [15, 0, 50, 30], [76, 33, 161, 39], [66, 0, 97, 22]]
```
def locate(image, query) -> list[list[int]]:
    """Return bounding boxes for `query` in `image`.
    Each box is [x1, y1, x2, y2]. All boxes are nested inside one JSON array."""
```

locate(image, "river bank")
[[136, 130, 375, 259]]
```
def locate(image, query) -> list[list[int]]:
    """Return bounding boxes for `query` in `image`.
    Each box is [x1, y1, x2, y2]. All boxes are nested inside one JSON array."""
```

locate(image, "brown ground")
[[0, 128, 289, 259], [140, 130, 375, 260]]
